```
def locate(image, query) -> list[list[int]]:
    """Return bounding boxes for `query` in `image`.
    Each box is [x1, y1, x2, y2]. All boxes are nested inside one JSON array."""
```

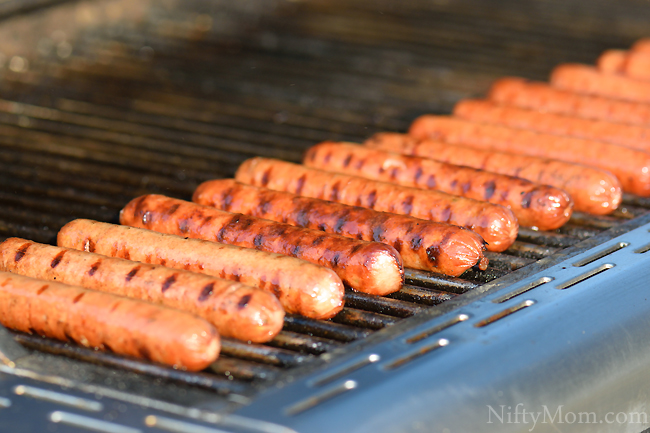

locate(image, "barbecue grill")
[[1, 0, 650, 432]]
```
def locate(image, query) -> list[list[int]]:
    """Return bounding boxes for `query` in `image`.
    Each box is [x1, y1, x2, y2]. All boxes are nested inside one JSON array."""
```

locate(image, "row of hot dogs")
[[1, 38, 649, 373]]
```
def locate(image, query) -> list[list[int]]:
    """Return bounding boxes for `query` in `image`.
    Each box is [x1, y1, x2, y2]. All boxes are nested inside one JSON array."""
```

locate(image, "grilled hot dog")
[[488, 77, 650, 127], [0, 271, 220, 371], [408, 115, 650, 197], [235, 157, 518, 252], [0, 238, 284, 343], [303, 141, 573, 230], [119, 195, 404, 296], [193, 179, 488, 276], [365, 132, 622, 215], [58, 219, 344, 320]]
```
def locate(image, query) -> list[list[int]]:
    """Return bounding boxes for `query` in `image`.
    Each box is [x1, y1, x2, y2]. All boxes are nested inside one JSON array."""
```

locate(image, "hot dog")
[[57, 219, 344, 320], [598, 49, 650, 81], [193, 179, 488, 276], [551, 63, 650, 103], [303, 141, 573, 230], [365, 132, 622, 215], [119, 195, 404, 296], [488, 77, 650, 126], [0, 238, 284, 343], [0, 271, 220, 371], [632, 39, 650, 54], [454, 99, 650, 153], [597, 49, 628, 74], [235, 157, 518, 252], [408, 115, 650, 197]]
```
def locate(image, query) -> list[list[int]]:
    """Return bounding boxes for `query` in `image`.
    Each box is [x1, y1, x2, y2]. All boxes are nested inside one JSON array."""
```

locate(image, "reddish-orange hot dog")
[[119, 195, 404, 296], [58, 219, 344, 320], [193, 179, 488, 276], [235, 157, 518, 252], [0, 271, 220, 371], [0, 238, 284, 343]]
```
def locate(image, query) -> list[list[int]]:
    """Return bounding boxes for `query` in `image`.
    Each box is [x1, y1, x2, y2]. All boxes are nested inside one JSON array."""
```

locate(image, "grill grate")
[[0, 0, 648, 409]]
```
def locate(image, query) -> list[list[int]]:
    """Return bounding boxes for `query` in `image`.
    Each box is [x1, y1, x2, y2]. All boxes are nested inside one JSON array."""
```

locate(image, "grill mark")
[[126, 266, 141, 282], [414, 167, 423, 183], [294, 205, 311, 227], [450, 179, 458, 190], [355, 158, 365, 170], [521, 190, 534, 209], [312, 235, 327, 246], [238, 294, 252, 310], [372, 225, 384, 242], [159, 259, 167, 266], [261, 167, 272, 186], [295, 174, 307, 195], [103, 343, 113, 352], [366, 190, 378, 208], [14, 243, 32, 262], [254, 234, 264, 249], [410, 236, 423, 250], [343, 154, 353, 168], [166, 204, 180, 215], [484, 181, 496, 200], [349, 244, 364, 255], [50, 250, 66, 268], [330, 181, 342, 201], [178, 219, 190, 234], [73, 293, 85, 304], [334, 209, 351, 233], [291, 244, 302, 256], [236, 215, 256, 231], [131, 196, 148, 221], [390, 167, 399, 180], [198, 283, 215, 302], [122, 250, 130, 260], [427, 175, 437, 189], [331, 252, 342, 267], [221, 187, 235, 212], [323, 151, 332, 164], [217, 215, 241, 241], [161, 274, 178, 292], [88, 260, 101, 276], [440, 205, 452, 223], [402, 196, 414, 214], [461, 181, 471, 194], [37, 285, 49, 295], [393, 239, 403, 252]]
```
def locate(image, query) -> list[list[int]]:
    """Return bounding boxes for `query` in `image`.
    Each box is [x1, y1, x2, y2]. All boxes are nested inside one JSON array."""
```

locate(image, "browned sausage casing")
[[0, 238, 284, 343], [0, 271, 220, 371], [304, 141, 573, 231], [119, 195, 404, 296], [58, 219, 344, 320], [193, 179, 488, 276], [408, 115, 650, 197], [234, 157, 518, 252], [365, 132, 622, 216]]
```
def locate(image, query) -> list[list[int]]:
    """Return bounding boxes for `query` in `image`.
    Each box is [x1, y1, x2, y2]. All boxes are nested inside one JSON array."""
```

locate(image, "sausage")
[[303, 141, 573, 230], [119, 195, 404, 297], [0, 271, 219, 371], [454, 99, 650, 153], [408, 115, 650, 197], [235, 157, 518, 252], [632, 39, 650, 54], [58, 219, 344, 320], [193, 179, 489, 276], [0, 238, 284, 343], [597, 49, 628, 74], [598, 50, 650, 81], [365, 132, 622, 215], [488, 77, 650, 126], [550, 63, 650, 103]]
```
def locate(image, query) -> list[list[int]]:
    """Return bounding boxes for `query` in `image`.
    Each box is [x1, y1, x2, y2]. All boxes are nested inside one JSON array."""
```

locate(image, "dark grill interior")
[[1, 0, 649, 408]]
